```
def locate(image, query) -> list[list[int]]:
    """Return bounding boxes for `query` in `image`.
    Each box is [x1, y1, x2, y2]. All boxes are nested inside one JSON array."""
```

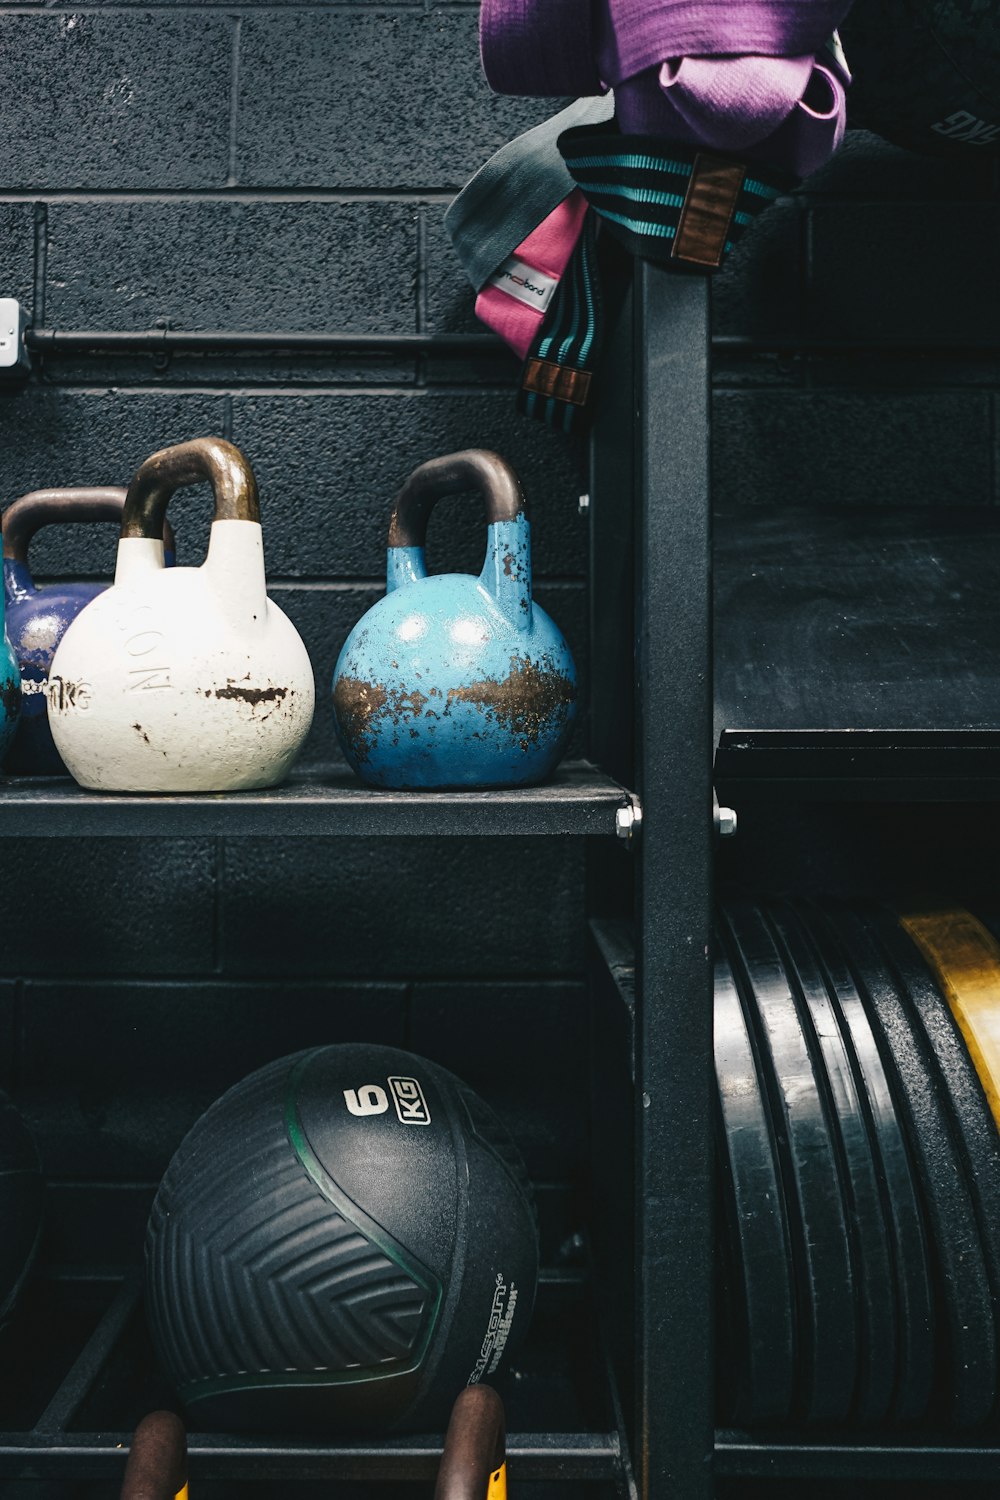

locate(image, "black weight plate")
[[829, 905, 996, 1429], [713, 932, 796, 1424], [766, 901, 897, 1426], [803, 901, 935, 1425], [714, 1153, 742, 1425], [874, 909, 1000, 1413], [720, 898, 857, 1423]]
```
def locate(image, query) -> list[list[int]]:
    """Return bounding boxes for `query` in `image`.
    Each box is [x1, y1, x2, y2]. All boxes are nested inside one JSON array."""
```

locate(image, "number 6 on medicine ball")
[[145, 1045, 538, 1434]]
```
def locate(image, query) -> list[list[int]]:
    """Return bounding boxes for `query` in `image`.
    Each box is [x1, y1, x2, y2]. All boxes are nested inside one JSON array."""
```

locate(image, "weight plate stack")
[[714, 895, 1000, 1430], [769, 901, 897, 1426], [713, 930, 796, 1424], [814, 904, 997, 1428], [719, 899, 858, 1424], [886, 911, 1000, 1406], [802, 901, 935, 1425]]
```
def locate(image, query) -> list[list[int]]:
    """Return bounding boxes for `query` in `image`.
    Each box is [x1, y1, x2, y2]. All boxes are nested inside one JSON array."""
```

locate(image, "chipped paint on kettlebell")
[[48, 440, 315, 793], [332, 465, 577, 788], [4, 564, 106, 773], [1, 487, 176, 775]]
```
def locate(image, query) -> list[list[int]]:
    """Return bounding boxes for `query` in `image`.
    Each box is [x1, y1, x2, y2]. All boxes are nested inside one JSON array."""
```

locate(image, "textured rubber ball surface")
[[713, 926, 796, 1424], [842, 0, 1000, 154], [719, 900, 857, 1424], [145, 1045, 538, 1434], [0, 1090, 44, 1329], [804, 903, 934, 1426], [832, 907, 996, 1429]]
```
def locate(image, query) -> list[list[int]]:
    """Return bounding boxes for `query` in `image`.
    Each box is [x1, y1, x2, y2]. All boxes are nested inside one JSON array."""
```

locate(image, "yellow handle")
[[900, 907, 1000, 1127], [488, 1462, 507, 1500]]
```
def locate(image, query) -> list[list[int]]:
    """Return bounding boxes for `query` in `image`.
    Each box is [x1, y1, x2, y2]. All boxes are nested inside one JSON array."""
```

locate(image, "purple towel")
[[600, 0, 854, 83], [481, 0, 853, 97], [480, 0, 852, 177], [614, 49, 849, 176], [480, 0, 604, 96]]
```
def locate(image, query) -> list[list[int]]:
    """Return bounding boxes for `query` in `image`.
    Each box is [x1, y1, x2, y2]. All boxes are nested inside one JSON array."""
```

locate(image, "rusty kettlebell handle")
[[120, 1411, 188, 1500], [434, 1386, 507, 1500], [388, 450, 525, 551], [121, 437, 260, 541], [3, 488, 176, 564]]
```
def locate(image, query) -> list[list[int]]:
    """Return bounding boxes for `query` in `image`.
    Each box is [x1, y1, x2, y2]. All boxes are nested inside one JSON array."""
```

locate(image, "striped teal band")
[[557, 123, 796, 271]]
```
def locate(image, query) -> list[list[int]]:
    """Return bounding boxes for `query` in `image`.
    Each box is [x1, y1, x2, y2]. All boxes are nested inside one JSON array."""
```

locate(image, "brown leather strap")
[[434, 1387, 506, 1500], [120, 1411, 187, 1500], [121, 437, 259, 541], [521, 360, 592, 407], [672, 154, 746, 269], [388, 450, 524, 550]]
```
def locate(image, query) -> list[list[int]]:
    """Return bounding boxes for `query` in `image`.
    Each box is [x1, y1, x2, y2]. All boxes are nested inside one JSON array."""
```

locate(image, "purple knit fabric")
[[480, 0, 603, 96], [479, 0, 853, 176], [600, 1, 854, 82], [614, 52, 848, 175]]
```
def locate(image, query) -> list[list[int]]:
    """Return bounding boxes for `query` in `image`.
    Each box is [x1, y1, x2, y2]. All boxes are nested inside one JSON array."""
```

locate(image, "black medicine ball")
[[0, 1090, 43, 1328], [843, 0, 1000, 153], [145, 1045, 538, 1434]]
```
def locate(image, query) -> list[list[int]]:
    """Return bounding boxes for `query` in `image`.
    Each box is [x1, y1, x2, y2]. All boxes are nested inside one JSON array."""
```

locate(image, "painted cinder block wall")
[[0, 3, 997, 1264]]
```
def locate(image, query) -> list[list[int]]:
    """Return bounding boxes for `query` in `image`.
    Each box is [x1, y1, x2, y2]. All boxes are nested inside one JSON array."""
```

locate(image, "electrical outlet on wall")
[[0, 299, 30, 380]]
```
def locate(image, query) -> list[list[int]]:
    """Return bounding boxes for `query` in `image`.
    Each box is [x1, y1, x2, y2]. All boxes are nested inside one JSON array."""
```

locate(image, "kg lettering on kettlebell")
[[2, 487, 177, 776], [48, 437, 315, 793], [332, 449, 576, 788]]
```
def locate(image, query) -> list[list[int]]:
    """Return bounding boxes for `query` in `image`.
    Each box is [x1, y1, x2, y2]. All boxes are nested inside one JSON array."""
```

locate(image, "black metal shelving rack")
[[0, 753, 637, 1493], [6, 258, 1000, 1500], [0, 297, 642, 1489], [582, 263, 1000, 1499]]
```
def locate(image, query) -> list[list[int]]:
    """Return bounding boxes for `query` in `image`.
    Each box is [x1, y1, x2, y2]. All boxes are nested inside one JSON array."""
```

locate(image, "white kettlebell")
[[48, 437, 315, 792]]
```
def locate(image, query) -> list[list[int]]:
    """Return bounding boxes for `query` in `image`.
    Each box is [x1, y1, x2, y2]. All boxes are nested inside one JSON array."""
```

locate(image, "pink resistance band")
[[475, 190, 591, 360]]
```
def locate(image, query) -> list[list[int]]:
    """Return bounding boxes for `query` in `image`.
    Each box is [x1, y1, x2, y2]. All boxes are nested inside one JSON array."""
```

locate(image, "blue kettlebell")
[[332, 449, 576, 788], [2, 487, 175, 775]]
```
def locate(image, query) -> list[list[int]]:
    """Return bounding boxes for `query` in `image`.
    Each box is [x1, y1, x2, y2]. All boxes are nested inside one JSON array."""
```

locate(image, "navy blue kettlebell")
[[2, 488, 175, 775], [0, 570, 20, 767], [332, 449, 576, 788]]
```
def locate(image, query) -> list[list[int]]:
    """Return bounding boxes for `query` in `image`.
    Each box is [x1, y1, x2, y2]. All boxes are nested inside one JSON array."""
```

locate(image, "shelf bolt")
[[616, 800, 643, 843], [578, 492, 590, 515], [718, 805, 738, 838]]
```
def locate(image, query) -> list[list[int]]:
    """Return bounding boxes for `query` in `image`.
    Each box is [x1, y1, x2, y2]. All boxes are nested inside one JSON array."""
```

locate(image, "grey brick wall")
[[0, 2, 997, 1259]]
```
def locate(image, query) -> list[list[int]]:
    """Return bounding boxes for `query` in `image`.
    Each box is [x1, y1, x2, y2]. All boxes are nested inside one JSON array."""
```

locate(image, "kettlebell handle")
[[388, 450, 525, 549], [121, 437, 260, 540], [434, 1386, 506, 1500], [3, 488, 175, 563], [120, 1411, 188, 1500]]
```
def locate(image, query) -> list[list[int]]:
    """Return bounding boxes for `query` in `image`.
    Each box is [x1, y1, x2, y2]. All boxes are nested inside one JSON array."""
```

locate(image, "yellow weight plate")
[[899, 909, 1000, 1129]]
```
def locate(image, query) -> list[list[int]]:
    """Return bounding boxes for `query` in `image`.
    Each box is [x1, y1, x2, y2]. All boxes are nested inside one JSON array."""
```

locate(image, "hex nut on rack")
[[616, 800, 643, 842]]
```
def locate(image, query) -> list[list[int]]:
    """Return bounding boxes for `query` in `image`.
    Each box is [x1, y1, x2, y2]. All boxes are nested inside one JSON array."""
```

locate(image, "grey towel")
[[444, 95, 615, 292]]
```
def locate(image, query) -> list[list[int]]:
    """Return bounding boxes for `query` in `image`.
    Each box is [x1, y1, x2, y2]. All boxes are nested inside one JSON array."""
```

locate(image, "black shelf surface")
[[0, 760, 631, 838], [715, 728, 1000, 801], [715, 506, 1000, 801], [0, 1270, 624, 1489], [715, 1430, 1000, 1482]]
